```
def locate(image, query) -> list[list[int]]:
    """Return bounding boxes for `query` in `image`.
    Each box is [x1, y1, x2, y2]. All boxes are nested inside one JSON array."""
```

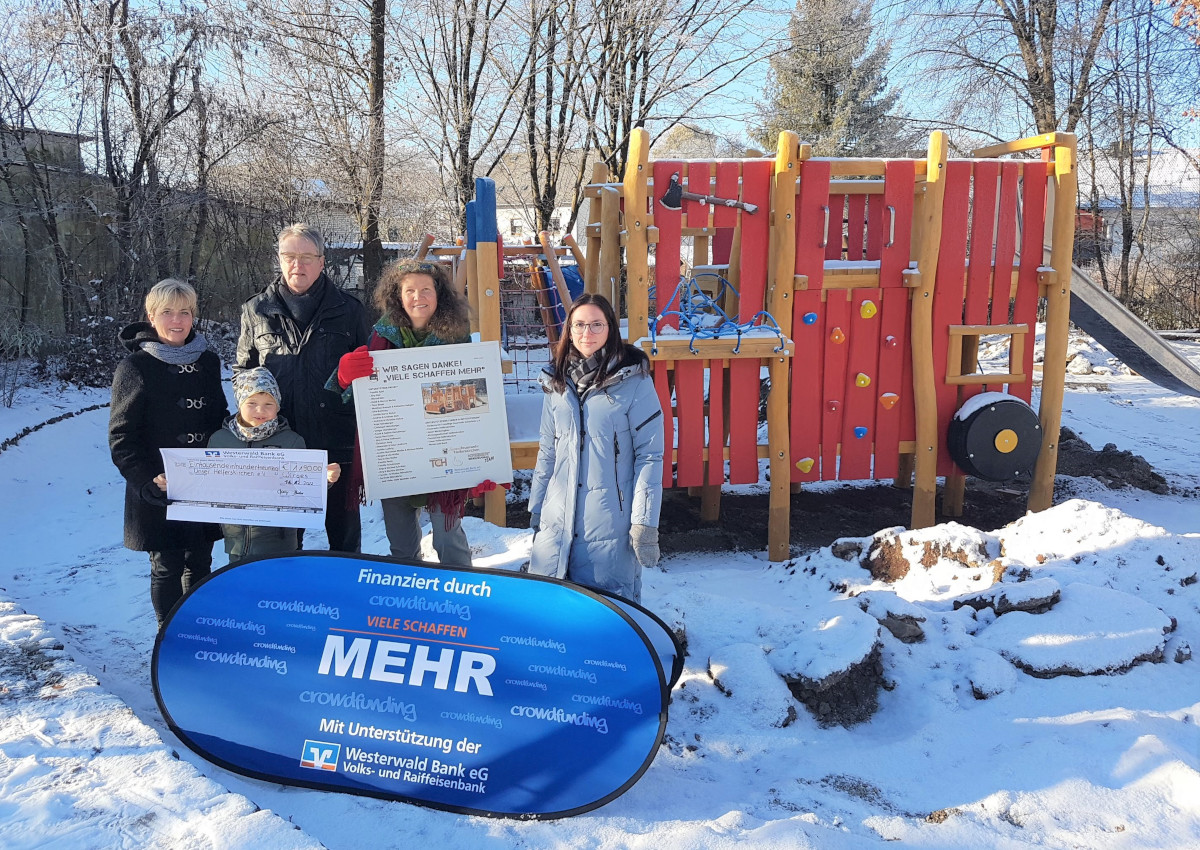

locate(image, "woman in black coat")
[[109, 279, 228, 628]]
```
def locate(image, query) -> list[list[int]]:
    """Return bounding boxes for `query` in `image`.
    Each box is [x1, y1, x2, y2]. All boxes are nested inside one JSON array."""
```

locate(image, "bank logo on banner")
[[301, 740, 341, 771], [153, 553, 682, 819]]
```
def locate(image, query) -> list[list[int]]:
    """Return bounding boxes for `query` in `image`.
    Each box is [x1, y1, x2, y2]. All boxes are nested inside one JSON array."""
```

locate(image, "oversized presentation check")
[[161, 447, 328, 529]]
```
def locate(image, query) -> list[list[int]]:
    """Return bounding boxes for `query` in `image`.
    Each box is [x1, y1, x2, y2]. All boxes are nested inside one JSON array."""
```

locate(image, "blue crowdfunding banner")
[[152, 553, 677, 819]]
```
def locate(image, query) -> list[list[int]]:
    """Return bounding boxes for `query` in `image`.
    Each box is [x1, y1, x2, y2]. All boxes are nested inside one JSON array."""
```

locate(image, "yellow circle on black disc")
[[994, 428, 1019, 453]]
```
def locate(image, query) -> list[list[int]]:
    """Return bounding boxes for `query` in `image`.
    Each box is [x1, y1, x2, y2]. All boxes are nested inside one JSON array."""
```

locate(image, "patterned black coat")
[[109, 323, 228, 551]]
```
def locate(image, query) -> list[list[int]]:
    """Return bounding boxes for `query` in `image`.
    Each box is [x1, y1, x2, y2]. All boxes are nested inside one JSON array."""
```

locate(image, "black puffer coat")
[[235, 274, 369, 464], [109, 323, 228, 551]]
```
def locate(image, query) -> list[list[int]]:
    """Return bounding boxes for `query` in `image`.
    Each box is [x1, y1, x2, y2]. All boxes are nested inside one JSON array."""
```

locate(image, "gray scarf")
[[567, 351, 606, 396], [226, 414, 287, 444], [140, 333, 208, 365]]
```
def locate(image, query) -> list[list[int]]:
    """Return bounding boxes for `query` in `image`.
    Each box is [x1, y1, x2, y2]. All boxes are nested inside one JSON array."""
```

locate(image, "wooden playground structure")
[[442, 128, 1080, 562]]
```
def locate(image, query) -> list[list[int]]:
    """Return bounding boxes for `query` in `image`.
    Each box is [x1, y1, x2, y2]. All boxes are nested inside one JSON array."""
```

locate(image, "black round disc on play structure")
[[946, 394, 1042, 482]]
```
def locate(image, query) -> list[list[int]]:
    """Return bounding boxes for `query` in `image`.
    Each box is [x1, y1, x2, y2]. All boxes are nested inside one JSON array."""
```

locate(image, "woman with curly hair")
[[335, 259, 477, 565]]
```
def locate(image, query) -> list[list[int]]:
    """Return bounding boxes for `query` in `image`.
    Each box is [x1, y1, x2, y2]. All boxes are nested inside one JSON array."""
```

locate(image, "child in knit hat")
[[207, 367, 340, 561]]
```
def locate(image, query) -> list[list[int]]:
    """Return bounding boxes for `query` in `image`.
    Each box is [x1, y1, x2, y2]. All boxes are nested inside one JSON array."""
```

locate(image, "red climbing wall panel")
[[838, 288, 883, 480], [873, 286, 912, 479], [685, 162, 711, 231], [790, 159, 832, 482], [826, 193, 845, 260], [713, 162, 741, 231], [846, 194, 867, 260], [933, 161, 973, 476], [707, 360, 727, 486], [1011, 161, 1048, 405], [790, 289, 824, 483], [727, 357, 760, 484], [878, 161, 916, 287], [653, 361, 674, 489], [819, 293, 851, 479], [653, 160, 683, 330], [736, 159, 773, 324], [674, 358, 706, 487]]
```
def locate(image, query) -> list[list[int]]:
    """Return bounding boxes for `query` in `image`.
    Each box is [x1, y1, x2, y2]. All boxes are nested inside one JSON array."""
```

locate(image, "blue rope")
[[648, 274, 786, 356]]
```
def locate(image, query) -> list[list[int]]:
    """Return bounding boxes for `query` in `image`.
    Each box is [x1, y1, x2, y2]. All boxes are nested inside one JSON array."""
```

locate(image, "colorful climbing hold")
[[880, 392, 899, 409], [830, 327, 846, 344], [802, 312, 818, 325], [796, 457, 815, 473], [884, 335, 898, 350], [855, 372, 871, 388], [827, 400, 840, 413], [854, 426, 868, 439], [860, 300, 877, 319]]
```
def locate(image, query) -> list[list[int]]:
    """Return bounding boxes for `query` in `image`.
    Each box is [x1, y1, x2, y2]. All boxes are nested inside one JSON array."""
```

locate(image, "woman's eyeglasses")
[[570, 321, 607, 334]]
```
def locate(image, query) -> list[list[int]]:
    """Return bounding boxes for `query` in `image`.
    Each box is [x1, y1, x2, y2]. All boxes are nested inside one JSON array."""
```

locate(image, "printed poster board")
[[152, 553, 680, 819], [162, 447, 328, 529], [351, 342, 513, 501]]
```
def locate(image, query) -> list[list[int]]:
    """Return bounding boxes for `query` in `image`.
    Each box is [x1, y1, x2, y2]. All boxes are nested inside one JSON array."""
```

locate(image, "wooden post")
[[767, 132, 800, 561], [942, 326, 981, 516], [909, 132, 949, 529], [621, 128, 652, 342], [725, 210, 744, 319], [599, 187, 623, 311], [530, 267, 561, 344], [1028, 136, 1077, 513], [414, 233, 434, 260], [584, 162, 608, 294], [471, 179, 506, 527], [563, 233, 587, 269], [538, 231, 572, 308]]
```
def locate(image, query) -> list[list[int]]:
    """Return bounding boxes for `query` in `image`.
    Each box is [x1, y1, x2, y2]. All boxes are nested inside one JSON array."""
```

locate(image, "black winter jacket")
[[235, 274, 370, 464], [109, 323, 228, 551]]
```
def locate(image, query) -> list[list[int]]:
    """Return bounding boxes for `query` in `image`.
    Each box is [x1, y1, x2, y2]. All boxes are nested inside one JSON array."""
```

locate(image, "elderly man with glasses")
[[235, 223, 370, 552]]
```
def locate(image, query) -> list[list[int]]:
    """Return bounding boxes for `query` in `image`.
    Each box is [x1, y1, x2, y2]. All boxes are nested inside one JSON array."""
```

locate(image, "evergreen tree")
[[755, 0, 905, 156]]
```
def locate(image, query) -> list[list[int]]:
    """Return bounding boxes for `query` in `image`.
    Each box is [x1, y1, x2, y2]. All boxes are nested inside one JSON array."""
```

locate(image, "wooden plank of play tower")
[[1010, 160, 1049, 405], [790, 151, 829, 485], [838, 287, 882, 480], [1029, 137, 1077, 513], [728, 158, 774, 486], [470, 178, 506, 526], [584, 162, 608, 294], [767, 133, 800, 562], [537, 230, 572, 309], [909, 132, 949, 529], [652, 158, 684, 330], [931, 160, 972, 479], [599, 187, 622, 308], [623, 131, 651, 338]]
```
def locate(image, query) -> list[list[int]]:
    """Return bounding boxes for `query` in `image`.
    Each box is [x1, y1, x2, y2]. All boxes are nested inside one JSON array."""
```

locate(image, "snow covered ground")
[[1, 331, 1198, 849]]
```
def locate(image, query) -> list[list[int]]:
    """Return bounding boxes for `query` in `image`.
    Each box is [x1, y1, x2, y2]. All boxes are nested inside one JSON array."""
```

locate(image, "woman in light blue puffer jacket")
[[527, 294, 664, 603]]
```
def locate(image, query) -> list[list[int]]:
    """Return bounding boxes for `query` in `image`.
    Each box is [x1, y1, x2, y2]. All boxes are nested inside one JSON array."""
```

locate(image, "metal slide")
[[1068, 264, 1200, 398]]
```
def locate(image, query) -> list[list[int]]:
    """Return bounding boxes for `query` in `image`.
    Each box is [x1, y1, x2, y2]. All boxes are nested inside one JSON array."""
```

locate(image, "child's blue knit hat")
[[233, 367, 281, 408]]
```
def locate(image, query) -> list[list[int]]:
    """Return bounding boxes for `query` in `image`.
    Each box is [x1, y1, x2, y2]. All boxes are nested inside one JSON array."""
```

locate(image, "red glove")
[[467, 480, 498, 499], [338, 346, 374, 388]]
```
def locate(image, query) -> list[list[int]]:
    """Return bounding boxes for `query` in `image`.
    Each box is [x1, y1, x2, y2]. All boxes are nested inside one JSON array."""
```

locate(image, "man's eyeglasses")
[[279, 252, 322, 265], [570, 321, 607, 334]]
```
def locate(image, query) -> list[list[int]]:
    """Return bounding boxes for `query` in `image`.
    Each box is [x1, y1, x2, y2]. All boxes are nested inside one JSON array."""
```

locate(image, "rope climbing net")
[[648, 272, 786, 355]]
